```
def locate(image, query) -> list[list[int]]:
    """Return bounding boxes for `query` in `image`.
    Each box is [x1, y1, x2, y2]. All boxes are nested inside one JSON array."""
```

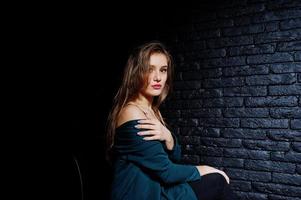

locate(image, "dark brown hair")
[[105, 41, 174, 161]]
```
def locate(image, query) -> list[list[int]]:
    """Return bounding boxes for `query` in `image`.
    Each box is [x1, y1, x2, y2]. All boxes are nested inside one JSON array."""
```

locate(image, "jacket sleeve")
[[115, 124, 201, 185], [162, 132, 182, 163]]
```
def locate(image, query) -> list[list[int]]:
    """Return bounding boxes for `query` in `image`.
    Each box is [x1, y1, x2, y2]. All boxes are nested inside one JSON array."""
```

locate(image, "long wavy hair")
[[106, 41, 174, 161]]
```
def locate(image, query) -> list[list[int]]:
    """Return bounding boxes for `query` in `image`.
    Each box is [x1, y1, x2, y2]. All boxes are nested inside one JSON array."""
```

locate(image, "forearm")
[[196, 165, 218, 176]]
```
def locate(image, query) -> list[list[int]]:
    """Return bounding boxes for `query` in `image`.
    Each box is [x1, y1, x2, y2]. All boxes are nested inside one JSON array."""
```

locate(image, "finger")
[[137, 131, 156, 136], [135, 124, 155, 130], [143, 136, 160, 141], [138, 119, 155, 124]]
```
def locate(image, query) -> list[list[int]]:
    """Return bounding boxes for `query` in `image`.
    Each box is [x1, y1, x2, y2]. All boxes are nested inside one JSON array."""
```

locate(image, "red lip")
[[152, 84, 162, 89]]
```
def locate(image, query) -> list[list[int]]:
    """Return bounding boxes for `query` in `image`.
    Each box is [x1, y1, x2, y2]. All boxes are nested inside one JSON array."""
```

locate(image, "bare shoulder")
[[116, 104, 146, 127]]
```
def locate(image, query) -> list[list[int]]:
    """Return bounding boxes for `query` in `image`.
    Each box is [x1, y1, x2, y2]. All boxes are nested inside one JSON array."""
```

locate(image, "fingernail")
[[137, 132, 141, 135], [134, 125, 139, 128]]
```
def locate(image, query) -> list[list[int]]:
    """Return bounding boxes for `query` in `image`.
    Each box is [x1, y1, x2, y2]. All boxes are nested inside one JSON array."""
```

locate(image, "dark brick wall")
[[159, 1, 301, 199]]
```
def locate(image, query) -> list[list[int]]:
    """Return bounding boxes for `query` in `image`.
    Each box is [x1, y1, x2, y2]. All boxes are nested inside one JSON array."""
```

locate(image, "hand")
[[135, 118, 172, 142], [196, 165, 230, 184]]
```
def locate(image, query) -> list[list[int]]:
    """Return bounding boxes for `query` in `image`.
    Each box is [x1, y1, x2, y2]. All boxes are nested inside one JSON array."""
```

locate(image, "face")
[[141, 53, 168, 97]]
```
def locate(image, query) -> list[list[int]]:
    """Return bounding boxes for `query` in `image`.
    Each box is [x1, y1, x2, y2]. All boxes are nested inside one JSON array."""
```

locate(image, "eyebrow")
[[149, 65, 168, 68]]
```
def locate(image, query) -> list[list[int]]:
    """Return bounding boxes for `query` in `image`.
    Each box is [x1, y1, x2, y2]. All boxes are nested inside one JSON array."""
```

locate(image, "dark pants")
[[188, 173, 237, 200]]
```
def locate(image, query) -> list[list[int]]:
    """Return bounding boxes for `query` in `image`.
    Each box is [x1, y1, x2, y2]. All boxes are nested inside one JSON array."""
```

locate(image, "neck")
[[134, 93, 153, 109]]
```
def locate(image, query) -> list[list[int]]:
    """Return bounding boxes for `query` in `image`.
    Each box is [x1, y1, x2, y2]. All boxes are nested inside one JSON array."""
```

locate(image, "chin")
[[147, 91, 162, 97]]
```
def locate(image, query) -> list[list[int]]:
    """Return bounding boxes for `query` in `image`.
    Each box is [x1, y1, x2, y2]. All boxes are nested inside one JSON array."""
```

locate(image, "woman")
[[106, 41, 236, 200]]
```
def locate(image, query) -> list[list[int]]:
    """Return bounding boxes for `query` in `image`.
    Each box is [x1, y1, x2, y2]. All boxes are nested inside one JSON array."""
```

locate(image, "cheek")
[[162, 74, 168, 84]]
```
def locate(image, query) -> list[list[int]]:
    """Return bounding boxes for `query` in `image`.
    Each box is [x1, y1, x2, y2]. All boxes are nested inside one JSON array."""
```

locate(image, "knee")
[[210, 173, 228, 186]]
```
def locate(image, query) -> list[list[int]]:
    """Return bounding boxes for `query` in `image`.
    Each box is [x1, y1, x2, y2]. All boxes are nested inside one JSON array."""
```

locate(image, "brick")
[[229, 43, 275, 56], [266, 1, 301, 10], [223, 108, 269, 118], [222, 128, 266, 139], [265, 21, 279, 32], [179, 127, 204, 136], [252, 9, 301, 23], [277, 41, 301, 51], [268, 75, 299, 90], [224, 148, 270, 160], [230, 180, 252, 192], [224, 86, 267, 96], [298, 165, 301, 174], [269, 194, 301, 200], [292, 142, 301, 152], [181, 108, 221, 118], [182, 68, 222, 81], [181, 154, 200, 165], [270, 62, 301, 73], [245, 160, 296, 173], [199, 117, 240, 128], [246, 73, 296, 85], [200, 88, 223, 98], [203, 97, 244, 107], [291, 119, 301, 129], [245, 96, 298, 107], [182, 71, 204, 80], [200, 156, 223, 167], [270, 107, 301, 119], [222, 157, 244, 167], [178, 89, 203, 99], [218, 3, 265, 18], [204, 56, 246, 67], [203, 77, 244, 88], [223, 24, 265, 36], [198, 49, 226, 58], [267, 129, 301, 141], [241, 118, 289, 128], [253, 182, 301, 197], [280, 18, 301, 30], [179, 136, 200, 145], [243, 140, 290, 151], [223, 65, 269, 76], [169, 118, 199, 127], [234, 191, 268, 200], [165, 100, 202, 109], [196, 145, 223, 156], [199, 128, 220, 137], [295, 51, 301, 61], [182, 144, 198, 154], [247, 53, 294, 64], [200, 137, 241, 147], [254, 29, 301, 44], [207, 36, 253, 48], [271, 151, 301, 163], [201, 68, 223, 78]]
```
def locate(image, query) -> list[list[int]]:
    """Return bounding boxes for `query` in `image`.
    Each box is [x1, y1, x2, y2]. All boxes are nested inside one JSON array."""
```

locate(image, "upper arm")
[[117, 105, 147, 127]]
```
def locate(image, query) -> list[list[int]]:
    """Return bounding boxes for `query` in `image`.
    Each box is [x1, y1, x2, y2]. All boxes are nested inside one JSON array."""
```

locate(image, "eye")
[[161, 68, 167, 73]]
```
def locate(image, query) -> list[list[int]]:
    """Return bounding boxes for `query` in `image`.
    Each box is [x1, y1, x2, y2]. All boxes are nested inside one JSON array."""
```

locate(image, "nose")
[[154, 71, 161, 82]]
